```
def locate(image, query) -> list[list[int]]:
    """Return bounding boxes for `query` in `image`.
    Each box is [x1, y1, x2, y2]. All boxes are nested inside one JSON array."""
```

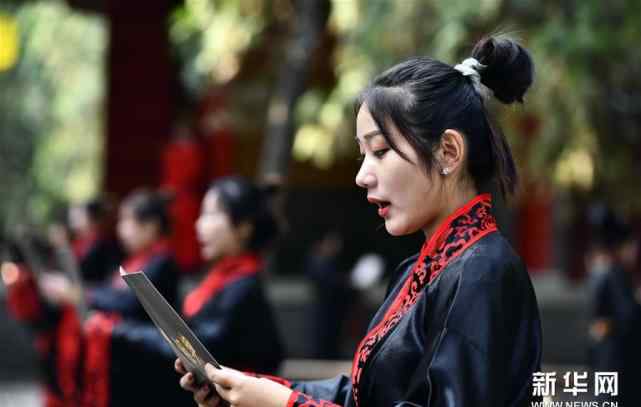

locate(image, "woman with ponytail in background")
[[178, 34, 542, 407], [97, 176, 284, 406]]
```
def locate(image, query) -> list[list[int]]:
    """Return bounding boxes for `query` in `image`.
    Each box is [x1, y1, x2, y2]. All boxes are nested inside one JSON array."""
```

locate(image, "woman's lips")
[[367, 197, 391, 218]]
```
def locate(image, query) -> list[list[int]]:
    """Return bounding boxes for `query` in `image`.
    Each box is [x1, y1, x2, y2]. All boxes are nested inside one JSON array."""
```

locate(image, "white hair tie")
[[453, 57, 492, 100]]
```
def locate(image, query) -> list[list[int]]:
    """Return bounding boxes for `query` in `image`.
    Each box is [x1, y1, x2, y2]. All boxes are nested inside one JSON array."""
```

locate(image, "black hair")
[[5, 240, 26, 264], [120, 189, 171, 235], [208, 176, 279, 252], [81, 198, 108, 223], [355, 35, 534, 199], [587, 204, 633, 250]]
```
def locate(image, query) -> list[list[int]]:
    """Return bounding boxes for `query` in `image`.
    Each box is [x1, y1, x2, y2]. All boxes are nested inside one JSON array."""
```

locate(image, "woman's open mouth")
[[377, 202, 391, 218], [368, 197, 391, 218]]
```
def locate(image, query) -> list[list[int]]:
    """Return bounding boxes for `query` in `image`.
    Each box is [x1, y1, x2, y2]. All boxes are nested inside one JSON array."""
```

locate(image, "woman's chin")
[[384, 221, 405, 236], [384, 218, 418, 237], [200, 247, 218, 262]]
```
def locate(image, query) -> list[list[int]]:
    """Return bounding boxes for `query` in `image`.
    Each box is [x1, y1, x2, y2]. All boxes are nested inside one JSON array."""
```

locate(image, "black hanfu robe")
[[70, 231, 123, 285], [3, 239, 151, 407], [4, 262, 76, 407], [88, 252, 284, 407], [282, 194, 542, 407], [590, 263, 641, 405], [82, 239, 180, 407]]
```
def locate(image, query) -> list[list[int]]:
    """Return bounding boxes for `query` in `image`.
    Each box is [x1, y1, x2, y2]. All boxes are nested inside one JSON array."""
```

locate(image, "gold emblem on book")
[[174, 334, 204, 367]]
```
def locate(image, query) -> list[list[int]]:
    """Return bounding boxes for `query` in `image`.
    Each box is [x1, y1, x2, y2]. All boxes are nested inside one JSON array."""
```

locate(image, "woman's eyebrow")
[[355, 130, 383, 143]]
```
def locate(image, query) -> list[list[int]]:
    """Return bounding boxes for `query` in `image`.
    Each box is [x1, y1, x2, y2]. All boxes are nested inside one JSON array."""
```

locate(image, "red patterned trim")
[[82, 312, 121, 407], [56, 305, 83, 405], [182, 253, 261, 318], [350, 194, 497, 407], [287, 391, 341, 407]]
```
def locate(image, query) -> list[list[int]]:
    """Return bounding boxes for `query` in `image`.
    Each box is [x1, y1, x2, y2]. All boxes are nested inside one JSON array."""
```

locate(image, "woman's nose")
[[355, 161, 376, 189]]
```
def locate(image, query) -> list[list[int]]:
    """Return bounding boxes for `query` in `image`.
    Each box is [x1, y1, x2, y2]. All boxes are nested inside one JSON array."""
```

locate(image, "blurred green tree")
[[0, 1, 105, 233]]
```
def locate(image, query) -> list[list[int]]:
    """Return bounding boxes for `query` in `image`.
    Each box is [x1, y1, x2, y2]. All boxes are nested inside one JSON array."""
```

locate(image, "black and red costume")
[[86, 252, 284, 406], [281, 194, 542, 407]]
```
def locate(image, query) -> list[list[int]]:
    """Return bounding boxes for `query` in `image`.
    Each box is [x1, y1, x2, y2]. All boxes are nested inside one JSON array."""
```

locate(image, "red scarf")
[[71, 229, 100, 260], [351, 194, 498, 407], [111, 239, 171, 289], [183, 253, 262, 318]]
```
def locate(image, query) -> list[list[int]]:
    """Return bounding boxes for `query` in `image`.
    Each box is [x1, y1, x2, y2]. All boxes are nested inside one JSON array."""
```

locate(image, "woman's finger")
[[205, 364, 237, 388], [179, 372, 197, 391], [198, 397, 221, 407], [194, 384, 218, 404], [175, 358, 187, 374], [198, 396, 221, 407], [213, 383, 231, 402]]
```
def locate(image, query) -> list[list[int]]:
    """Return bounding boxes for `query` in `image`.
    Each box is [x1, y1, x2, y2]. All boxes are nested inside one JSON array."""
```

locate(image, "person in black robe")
[[305, 231, 353, 359], [66, 198, 123, 285], [79, 189, 181, 407], [586, 205, 641, 405], [2, 240, 69, 407], [5, 191, 179, 407], [88, 176, 284, 407], [177, 34, 542, 407]]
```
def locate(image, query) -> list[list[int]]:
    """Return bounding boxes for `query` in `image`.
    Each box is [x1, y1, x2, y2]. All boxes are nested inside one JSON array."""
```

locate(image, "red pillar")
[[517, 186, 553, 273], [104, 1, 173, 197]]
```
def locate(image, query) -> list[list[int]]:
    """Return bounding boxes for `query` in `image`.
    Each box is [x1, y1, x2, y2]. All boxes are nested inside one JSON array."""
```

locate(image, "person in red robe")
[[161, 120, 205, 273], [198, 87, 236, 180]]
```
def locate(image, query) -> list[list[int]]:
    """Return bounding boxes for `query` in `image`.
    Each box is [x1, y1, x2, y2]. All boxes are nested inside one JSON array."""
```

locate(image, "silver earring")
[[441, 167, 449, 175]]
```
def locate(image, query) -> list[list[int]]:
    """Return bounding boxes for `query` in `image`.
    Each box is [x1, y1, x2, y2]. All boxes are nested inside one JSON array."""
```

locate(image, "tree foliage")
[[3, 0, 641, 234], [0, 1, 105, 231]]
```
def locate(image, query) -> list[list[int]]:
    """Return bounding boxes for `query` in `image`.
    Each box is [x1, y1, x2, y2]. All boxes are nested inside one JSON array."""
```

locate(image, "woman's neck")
[[421, 186, 478, 241]]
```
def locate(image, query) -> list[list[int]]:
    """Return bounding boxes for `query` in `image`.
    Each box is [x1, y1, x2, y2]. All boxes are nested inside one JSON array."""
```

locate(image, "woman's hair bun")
[[471, 35, 534, 104]]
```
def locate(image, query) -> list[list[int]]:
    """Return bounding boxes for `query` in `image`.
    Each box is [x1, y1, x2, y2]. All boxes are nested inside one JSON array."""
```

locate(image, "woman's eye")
[[373, 148, 389, 158]]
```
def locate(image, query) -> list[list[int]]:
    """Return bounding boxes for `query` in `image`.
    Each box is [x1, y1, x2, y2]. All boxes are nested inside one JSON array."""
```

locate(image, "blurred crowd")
[[0, 138, 384, 406]]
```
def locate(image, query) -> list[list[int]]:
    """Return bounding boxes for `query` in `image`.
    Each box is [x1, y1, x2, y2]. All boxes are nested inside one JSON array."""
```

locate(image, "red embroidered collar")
[[182, 252, 262, 318], [350, 194, 497, 407]]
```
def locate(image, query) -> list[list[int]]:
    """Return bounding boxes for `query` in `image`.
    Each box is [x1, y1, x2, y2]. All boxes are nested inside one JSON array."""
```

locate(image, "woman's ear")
[[145, 220, 162, 240], [236, 221, 254, 247], [438, 129, 466, 176]]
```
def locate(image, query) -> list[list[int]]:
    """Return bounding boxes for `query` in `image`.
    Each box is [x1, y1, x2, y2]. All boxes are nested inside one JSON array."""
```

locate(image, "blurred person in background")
[[85, 176, 284, 406], [177, 34, 542, 407], [2, 239, 67, 407], [80, 189, 181, 406], [305, 230, 352, 359], [78, 189, 180, 316], [48, 198, 123, 286], [161, 117, 205, 274], [21, 189, 180, 406], [587, 204, 641, 405]]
